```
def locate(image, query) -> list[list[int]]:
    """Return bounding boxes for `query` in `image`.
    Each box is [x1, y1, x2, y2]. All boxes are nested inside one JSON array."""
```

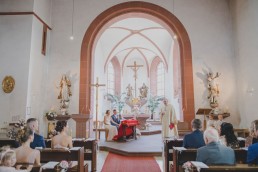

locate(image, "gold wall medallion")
[[2, 76, 15, 93]]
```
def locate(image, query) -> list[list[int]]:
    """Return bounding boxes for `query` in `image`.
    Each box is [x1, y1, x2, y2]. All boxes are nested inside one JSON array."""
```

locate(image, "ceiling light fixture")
[[70, 0, 74, 40]]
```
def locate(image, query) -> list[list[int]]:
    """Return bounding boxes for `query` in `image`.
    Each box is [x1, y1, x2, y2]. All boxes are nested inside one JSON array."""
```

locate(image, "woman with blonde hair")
[[15, 127, 40, 171], [51, 121, 73, 149], [0, 146, 27, 172]]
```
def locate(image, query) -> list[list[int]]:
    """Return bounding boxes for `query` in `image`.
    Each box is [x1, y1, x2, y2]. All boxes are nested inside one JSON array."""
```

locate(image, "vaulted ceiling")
[[96, 17, 174, 71]]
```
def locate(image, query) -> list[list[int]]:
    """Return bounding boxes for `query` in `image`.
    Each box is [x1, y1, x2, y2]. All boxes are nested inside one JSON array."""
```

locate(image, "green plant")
[[147, 95, 163, 119], [105, 93, 126, 114]]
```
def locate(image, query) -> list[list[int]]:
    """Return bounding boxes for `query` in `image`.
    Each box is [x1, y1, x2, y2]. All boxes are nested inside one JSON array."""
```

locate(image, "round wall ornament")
[[2, 76, 15, 93]]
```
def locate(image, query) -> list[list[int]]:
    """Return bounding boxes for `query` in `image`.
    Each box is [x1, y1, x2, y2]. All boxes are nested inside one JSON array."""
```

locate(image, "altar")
[[122, 114, 150, 130], [136, 114, 150, 130]]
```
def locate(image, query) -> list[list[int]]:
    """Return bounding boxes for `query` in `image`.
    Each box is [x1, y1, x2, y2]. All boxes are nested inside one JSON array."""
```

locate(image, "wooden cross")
[[127, 61, 143, 97], [90, 77, 105, 140]]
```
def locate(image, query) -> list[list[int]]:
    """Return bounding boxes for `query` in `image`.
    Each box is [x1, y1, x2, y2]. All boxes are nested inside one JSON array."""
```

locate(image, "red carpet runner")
[[101, 153, 161, 172]]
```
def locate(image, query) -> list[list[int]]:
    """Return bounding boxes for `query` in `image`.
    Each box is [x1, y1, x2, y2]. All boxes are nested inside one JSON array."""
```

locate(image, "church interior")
[[0, 0, 258, 171]]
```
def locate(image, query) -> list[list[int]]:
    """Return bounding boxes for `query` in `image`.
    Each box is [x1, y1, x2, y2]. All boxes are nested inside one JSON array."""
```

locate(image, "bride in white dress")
[[104, 110, 118, 141]]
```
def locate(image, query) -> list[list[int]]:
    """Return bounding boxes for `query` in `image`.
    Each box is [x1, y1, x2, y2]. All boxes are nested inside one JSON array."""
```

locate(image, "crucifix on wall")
[[127, 61, 143, 97], [90, 77, 105, 140]]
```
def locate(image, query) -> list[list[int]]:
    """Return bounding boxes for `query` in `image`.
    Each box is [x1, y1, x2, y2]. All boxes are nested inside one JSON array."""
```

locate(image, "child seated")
[[0, 146, 27, 172]]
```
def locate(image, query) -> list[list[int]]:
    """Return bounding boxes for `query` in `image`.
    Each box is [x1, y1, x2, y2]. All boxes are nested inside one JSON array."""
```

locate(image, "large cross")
[[90, 77, 105, 140], [127, 61, 143, 97]]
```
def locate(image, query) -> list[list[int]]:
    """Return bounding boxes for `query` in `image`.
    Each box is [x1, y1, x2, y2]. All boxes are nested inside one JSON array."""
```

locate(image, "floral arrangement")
[[48, 129, 57, 139], [7, 119, 26, 139], [182, 161, 193, 172], [45, 109, 57, 120], [59, 160, 69, 172]]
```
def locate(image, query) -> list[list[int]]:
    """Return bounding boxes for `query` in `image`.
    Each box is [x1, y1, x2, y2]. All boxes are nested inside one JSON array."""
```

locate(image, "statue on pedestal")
[[58, 74, 72, 115], [139, 83, 148, 99], [126, 84, 133, 98], [207, 72, 220, 108]]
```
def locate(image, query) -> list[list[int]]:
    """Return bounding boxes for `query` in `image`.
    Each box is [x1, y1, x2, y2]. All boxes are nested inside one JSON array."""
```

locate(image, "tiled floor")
[[96, 125, 164, 172]]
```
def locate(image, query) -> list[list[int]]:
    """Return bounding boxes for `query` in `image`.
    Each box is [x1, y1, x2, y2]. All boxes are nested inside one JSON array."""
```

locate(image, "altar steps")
[[99, 133, 162, 157]]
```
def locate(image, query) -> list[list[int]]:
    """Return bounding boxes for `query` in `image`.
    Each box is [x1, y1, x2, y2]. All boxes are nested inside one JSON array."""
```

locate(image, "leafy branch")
[[147, 95, 164, 114]]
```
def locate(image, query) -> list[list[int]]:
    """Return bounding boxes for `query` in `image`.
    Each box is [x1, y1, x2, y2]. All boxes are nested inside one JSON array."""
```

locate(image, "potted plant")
[[147, 95, 163, 120], [105, 93, 126, 119]]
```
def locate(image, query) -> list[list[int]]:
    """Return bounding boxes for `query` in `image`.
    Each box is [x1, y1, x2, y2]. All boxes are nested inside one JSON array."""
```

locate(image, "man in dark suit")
[[110, 109, 120, 128], [27, 118, 46, 149], [247, 120, 258, 164], [183, 119, 205, 148], [196, 127, 235, 165]]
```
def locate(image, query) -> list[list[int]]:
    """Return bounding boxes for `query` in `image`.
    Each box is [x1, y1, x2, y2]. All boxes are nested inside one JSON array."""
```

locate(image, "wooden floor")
[[98, 125, 163, 156]]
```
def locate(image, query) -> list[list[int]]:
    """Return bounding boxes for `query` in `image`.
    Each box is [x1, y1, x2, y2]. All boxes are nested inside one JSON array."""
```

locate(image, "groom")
[[111, 109, 120, 129]]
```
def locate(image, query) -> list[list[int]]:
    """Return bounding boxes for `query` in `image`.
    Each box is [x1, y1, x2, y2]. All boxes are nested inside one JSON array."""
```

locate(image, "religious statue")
[[58, 75, 72, 115], [207, 72, 220, 108], [139, 83, 148, 99], [58, 75, 72, 101], [126, 84, 133, 98]]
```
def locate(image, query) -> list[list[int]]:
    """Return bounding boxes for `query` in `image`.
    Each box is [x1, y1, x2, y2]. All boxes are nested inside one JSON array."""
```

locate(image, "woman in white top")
[[51, 121, 73, 149], [104, 110, 118, 141], [15, 127, 40, 171]]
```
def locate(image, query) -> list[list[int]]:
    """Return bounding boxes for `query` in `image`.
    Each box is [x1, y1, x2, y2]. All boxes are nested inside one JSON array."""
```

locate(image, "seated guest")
[[207, 114, 215, 128], [196, 127, 235, 165], [15, 127, 40, 170], [215, 114, 225, 130], [104, 110, 118, 141], [0, 146, 27, 172], [219, 122, 239, 148], [110, 109, 120, 128], [51, 121, 73, 149], [183, 119, 205, 148], [246, 120, 258, 147], [247, 120, 258, 164], [26, 118, 46, 149]]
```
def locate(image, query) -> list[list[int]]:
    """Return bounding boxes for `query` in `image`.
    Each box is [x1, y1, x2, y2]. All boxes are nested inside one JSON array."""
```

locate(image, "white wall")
[[33, 0, 52, 27], [27, 16, 51, 136], [0, 0, 52, 136], [3, 0, 256, 135], [175, 0, 238, 125], [231, 0, 258, 128], [0, 0, 33, 12], [0, 15, 32, 126], [47, 0, 239, 127]]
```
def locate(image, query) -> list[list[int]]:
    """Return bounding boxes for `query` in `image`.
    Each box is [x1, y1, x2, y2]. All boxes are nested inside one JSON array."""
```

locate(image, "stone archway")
[[80, 1, 195, 132]]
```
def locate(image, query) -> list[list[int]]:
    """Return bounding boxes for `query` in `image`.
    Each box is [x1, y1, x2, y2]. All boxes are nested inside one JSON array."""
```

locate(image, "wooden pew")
[[164, 138, 184, 172], [40, 147, 85, 172], [73, 138, 97, 172], [164, 138, 246, 172], [45, 138, 97, 172], [0, 138, 19, 148], [192, 164, 258, 172], [172, 148, 247, 172], [16, 163, 87, 172]]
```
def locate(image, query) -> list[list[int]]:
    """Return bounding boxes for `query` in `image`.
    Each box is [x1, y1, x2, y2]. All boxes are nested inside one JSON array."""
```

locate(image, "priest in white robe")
[[160, 98, 178, 138]]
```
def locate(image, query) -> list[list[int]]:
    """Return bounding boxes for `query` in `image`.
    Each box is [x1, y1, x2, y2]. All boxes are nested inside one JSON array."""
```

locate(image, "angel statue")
[[126, 84, 133, 98], [139, 83, 148, 99], [58, 75, 72, 101], [207, 72, 220, 108]]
